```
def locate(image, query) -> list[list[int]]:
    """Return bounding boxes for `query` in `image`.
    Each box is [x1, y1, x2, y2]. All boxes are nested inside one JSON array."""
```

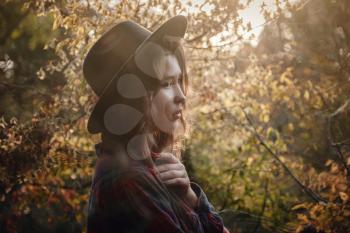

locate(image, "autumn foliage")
[[0, 0, 349, 233]]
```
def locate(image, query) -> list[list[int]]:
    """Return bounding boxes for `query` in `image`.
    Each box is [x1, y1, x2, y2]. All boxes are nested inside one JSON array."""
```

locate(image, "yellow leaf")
[[263, 114, 269, 123], [297, 213, 308, 222], [325, 159, 333, 166], [288, 123, 294, 132], [291, 203, 307, 211], [339, 192, 348, 202]]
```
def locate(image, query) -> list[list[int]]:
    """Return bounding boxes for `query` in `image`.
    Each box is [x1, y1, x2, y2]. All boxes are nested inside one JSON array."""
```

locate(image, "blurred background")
[[0, 0, 350, 232]]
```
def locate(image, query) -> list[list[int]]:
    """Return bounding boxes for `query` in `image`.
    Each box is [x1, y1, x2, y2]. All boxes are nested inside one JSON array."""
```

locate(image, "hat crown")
[[83, 20, 151, 96]]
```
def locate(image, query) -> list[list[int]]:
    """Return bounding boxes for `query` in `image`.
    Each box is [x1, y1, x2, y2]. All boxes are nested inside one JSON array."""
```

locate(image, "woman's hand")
[[154, 152, 198, 208]]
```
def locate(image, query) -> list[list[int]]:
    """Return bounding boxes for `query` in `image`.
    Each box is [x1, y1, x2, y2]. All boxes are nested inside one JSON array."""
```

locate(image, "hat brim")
[[87, 15, 188, 134]]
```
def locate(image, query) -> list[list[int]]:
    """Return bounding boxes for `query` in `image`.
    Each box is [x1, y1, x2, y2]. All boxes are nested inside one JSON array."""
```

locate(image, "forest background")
[[1, 0, 350, 232]]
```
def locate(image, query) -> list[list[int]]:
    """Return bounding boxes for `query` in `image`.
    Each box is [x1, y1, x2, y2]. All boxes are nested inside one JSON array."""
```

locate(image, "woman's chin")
[[156, 120, 183, 136]]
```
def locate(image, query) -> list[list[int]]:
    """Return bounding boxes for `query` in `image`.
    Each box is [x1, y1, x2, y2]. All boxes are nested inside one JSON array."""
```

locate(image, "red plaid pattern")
[[87, 143, 228, 233]]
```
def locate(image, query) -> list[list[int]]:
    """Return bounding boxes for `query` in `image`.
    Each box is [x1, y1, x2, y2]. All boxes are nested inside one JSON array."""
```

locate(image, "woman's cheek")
[[155, 90, 173, 120], [151, 91, 174, 133]]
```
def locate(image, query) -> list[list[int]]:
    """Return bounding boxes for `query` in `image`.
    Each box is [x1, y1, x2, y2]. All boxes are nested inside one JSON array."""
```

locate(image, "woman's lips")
[[173, 110, 182, 120]]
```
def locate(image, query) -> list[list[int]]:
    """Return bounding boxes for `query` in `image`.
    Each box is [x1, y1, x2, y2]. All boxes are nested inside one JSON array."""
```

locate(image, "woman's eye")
[[161, 78, 182, 88], [162, 80, 175, 88], [161, 82, 170, 88]]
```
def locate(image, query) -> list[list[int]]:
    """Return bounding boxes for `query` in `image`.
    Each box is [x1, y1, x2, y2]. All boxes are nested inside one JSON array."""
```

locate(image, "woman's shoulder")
[[90, 161, 170, 220], [93, 157, 153, 192], [90, 141, 168, 211], [92, 141, 155, 188]]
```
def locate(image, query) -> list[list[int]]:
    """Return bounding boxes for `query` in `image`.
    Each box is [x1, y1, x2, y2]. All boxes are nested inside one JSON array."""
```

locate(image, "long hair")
[[145, 37, 189, 157], [100, 36, 196, 231], [101, 35, 189, 159]]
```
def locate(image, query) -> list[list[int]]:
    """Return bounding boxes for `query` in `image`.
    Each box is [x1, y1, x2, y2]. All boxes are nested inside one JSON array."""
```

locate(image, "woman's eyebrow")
[[163, 74, 181, 81]]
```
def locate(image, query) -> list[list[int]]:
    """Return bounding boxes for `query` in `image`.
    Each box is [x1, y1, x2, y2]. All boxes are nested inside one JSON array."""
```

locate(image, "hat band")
[[98, 52, 135, 98]]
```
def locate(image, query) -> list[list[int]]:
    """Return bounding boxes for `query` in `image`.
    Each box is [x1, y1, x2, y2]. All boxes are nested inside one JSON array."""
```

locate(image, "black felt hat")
[[83, 15, 188, 134]]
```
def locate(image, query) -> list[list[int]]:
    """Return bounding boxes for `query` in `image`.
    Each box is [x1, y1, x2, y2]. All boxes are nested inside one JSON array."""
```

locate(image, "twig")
[[220, 169, 236, 210], [252, 178, 269, 233], [185, 13, 279, 50], [30, 179, 91, 190], [327, 99, 350, 181], [240, 106, 327, 204]]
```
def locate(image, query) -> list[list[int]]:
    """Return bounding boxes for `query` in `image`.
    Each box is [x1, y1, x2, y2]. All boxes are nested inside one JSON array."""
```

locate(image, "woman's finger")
[[154, 152, 178, 165], [156, 163, 183, 173], [159, 170, 186, 181], [163, 177, 188, 186]]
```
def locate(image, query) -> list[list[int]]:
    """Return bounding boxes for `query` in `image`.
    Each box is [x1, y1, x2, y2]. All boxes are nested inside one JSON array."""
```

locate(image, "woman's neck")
[[101, 133, 153, 165], [100, 132, 174, 164]]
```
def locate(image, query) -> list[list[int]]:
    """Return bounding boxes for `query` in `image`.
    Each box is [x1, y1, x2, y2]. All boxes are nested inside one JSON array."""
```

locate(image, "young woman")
[[83, 15, 229, 233]]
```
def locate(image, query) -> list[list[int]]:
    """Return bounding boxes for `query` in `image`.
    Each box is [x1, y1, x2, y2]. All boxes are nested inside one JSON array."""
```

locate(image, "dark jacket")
[[87, 143, 227, 233]]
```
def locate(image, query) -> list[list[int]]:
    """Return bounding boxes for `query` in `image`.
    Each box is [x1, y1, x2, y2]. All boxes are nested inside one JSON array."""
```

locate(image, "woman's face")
[[151, 55, 186, 135]]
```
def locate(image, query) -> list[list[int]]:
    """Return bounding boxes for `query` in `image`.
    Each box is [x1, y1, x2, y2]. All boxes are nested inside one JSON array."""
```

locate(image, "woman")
[[83, 15, 229, 233]]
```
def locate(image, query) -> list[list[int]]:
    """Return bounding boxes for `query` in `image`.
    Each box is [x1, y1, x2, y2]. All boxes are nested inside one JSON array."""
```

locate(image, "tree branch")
[[327, 99, 350, 182], [253, 178, 269, 233], [240, 106, 328, 204]]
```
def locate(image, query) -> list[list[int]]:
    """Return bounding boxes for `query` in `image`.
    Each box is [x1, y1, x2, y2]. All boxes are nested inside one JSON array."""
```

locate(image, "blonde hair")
[[138, 36, 189, 160], [101, 35, 195, 231], [101, 36, 189, 160]]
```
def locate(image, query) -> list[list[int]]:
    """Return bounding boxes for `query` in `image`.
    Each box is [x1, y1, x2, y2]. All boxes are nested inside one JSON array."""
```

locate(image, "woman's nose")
[[174, 84, 186, 105]]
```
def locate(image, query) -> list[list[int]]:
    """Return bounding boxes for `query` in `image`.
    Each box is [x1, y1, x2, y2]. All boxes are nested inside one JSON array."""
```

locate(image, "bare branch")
[[252, 178, 269, 233], [327, 99, 350, 181], [240, 106, 328, 204]]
